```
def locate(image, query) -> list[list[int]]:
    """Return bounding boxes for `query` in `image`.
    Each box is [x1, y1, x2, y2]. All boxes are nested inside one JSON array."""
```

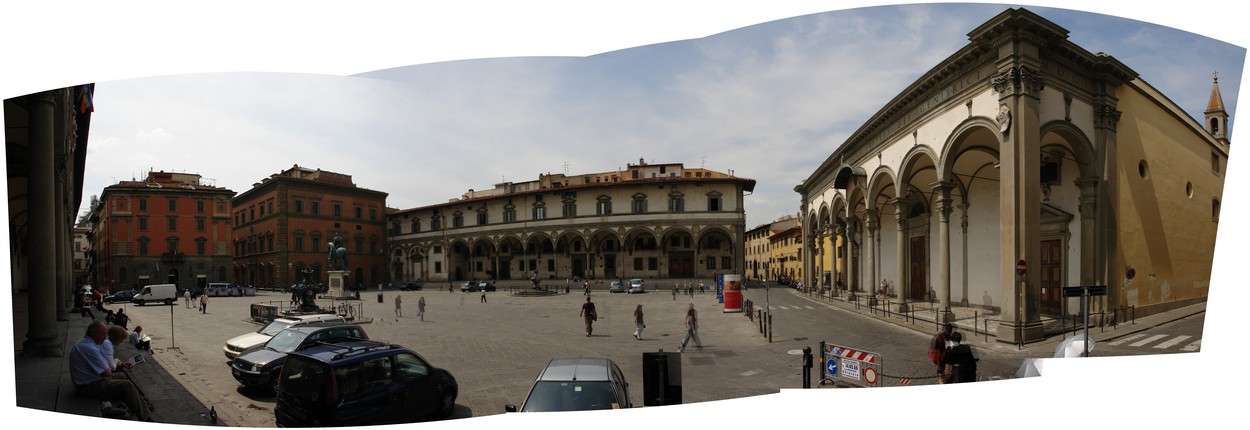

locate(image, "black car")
[[275, 340, 458, 426], [399, 282, 425, 291], [104, 290, 138, 304], [231, 324, 368, 393], [459, 281, 496, 292]]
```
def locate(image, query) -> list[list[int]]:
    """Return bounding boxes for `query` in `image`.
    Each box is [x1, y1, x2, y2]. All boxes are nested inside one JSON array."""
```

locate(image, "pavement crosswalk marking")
[[1129, 334, 1168, 347], [1181, 340, 1202, 352], [1152, 335, 1191, 349], [1106, 334, 1145, 346]]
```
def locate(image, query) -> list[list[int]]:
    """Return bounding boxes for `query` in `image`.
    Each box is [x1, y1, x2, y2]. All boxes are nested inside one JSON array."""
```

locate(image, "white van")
[[132, 283, 178, 306]]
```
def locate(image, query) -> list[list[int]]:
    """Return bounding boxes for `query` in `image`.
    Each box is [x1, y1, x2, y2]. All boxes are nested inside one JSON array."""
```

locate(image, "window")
[[167, 198, 177, 211], [259, 204, 265, 217], [562, 202, 577, 218], [431, 216, 442, 231], [355, 239, 363, 254], [707, 193, 722, 211], [270, 236, 276, 253], [137, 237, 149, 256], [167, 216, 178, 231], [596, 198, 612, 215], [648, 257, 658, 270], [1214, 198, 1221, 222], [196, 199, 205, 213], [634, 258, 643, 270], [356, 207, 362, 219], [390, 222, 401, 235], [632, 195, 648, 214], [196, 217, 206, 232], [370, 239, 378, 254], [533, 206, 546, 220], [669, 195, 684, 212], [370, 208, 377, 220], [503, 207, 517, 223], [166, 237, 179, 254], [138, 216, 148, 231], [1213, 152, 1222, 175], [477, 211, 488, 225], [295, 236, 305, 252], [435, 262, 443, 274], [250, 208, 255, 221], [334, 203, 342, 217], [411, 219, 421, 233], [269, 200, 273, 215], [433, 245, 442, 253], [295, 200, 304, 213], [138, 197, 147, 211], [722, 256, 732, 270], [706, 257, 716, 270], [452, 213, 464, 228], [311, 201, 319, 215], [195, 238, 207, 256]]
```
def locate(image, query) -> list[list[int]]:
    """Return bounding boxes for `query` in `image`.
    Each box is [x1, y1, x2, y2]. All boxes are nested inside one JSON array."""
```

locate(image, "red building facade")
[[89, 171, 236, 293], [232, 165, 388, 289]]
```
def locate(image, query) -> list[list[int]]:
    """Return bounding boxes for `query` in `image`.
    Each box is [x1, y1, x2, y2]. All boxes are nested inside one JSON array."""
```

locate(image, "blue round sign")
[[827, 358, 838, 376]]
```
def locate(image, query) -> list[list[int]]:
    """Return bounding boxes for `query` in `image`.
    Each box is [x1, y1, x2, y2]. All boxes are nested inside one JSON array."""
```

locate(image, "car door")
[[394, 352, 441, 421], [337, 356, 403, 424]]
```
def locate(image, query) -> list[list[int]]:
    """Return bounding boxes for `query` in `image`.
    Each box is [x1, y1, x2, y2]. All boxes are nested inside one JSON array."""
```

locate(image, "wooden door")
[[1040, 239, 1063, 315], [909, 237, 927, 300]]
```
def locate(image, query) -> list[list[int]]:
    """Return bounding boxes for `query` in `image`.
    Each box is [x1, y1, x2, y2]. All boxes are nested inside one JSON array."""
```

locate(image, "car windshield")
[[521, 381, 621, 412], [265, 330, 311, 353], [260, 320, 294, 336]]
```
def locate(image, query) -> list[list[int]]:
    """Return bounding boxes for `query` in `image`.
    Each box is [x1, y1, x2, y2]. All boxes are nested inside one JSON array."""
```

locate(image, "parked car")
[[274, 340, 458, 426], [608, 280, 625, 293], [232, 324, 368, 393], [459, 281, 496, 292], [505, 357, 632, 412], [400, 281, 425, 291], [627, 279, 645, 294], [223, 313, 347, 361], [132, 283, 178, 306], [104, 289, 138, 304]]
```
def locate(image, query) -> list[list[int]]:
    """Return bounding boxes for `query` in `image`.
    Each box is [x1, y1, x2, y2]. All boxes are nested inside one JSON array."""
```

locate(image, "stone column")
[[1076, 177, 1101, 317], [863, 210, 878, 299], [959, 203, 970, 306], [23, 91, 62, 357], [932, 182, 955, 322], [892, 200, 910, 313]]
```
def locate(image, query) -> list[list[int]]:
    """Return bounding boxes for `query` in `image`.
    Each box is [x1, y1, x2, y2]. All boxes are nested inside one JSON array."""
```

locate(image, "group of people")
[[928, 323, 978, 384], [69, 319, 155, 421], [183, 289, 209, 313], [394, 295, 428, 322], [579, 298, 703, 353]]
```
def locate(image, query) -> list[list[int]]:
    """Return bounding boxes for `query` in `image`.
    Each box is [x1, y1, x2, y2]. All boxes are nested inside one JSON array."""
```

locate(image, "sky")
[[4, 1, 1249, 428], [7, 2, 1244, 230]]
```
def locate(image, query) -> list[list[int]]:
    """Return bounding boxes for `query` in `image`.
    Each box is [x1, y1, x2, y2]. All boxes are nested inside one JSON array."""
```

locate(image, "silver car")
[[627, 278, 645, 294], [505, 357, 632, 412]]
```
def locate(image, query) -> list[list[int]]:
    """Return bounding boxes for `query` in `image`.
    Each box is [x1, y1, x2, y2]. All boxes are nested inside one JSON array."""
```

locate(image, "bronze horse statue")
[[327, 234, 348, 270]]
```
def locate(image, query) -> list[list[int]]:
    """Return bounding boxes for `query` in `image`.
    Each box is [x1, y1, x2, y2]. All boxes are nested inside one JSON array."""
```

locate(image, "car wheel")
[[135, 299, 145, 306], [164, 298, 173, 305], [435, 390, 456, 418]]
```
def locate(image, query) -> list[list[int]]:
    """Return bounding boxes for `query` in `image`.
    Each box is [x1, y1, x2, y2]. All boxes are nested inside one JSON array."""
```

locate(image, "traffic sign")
[[863, 367, 878, 385], [843, 359, 861, 380], [1016, 259, 1027, 276], [827, 358, 838, 377]]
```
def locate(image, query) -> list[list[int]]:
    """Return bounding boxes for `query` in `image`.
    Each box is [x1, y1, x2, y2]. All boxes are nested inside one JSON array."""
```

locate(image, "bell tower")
[[1205, 72, 1231, 145]]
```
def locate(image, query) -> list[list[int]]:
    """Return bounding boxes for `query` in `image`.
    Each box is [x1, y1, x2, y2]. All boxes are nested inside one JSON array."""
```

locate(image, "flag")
[[78, 84, 94, 113]]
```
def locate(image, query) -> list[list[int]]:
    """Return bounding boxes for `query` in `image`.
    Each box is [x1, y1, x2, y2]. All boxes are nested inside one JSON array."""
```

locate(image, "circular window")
[[1139, 160, 1149, 179], [1186, 182, 1194, 198]]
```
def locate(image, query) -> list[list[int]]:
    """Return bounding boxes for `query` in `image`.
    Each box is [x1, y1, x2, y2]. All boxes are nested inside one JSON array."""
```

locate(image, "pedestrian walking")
[[940, 332, 978, 383], [184, 289, 192, 308], [677, 304, 702, 352], [632, 305, 645, 340], [579, 296, 597, 337], [394, 294, 403, 318], [199, 293, 209, 314], [480, 290, 487, 303], [417, 296, 426, 321], [928, 323, 954, 380], [290, 288, 299, 307]]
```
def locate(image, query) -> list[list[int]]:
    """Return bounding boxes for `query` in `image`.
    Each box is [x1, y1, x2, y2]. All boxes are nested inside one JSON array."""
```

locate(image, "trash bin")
[[378, 293, 384, 303]]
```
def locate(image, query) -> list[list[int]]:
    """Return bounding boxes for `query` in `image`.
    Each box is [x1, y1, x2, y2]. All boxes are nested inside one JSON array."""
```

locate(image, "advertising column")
[[722, 274, 743, 313]]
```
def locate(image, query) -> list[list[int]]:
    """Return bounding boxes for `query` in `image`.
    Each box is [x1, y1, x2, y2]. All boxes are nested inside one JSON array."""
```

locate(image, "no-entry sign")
[[1016, 259, 1027, 276]]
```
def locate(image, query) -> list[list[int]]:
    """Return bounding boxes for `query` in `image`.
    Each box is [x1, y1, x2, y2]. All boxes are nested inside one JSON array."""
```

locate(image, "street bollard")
[[768, 313, 773, 343], [802, 346, 813, 388]]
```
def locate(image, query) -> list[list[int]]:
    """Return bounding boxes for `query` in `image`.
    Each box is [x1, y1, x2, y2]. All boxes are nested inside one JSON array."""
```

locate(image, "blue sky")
[[3, 1, 1249, 427]]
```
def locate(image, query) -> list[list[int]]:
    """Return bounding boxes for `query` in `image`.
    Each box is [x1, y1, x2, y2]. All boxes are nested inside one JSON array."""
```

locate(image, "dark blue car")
[[275, 340, 458, 426]]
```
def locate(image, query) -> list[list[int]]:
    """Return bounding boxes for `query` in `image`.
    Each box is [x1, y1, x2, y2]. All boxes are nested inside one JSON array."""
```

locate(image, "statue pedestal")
[[327, 271, 347, 298]]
